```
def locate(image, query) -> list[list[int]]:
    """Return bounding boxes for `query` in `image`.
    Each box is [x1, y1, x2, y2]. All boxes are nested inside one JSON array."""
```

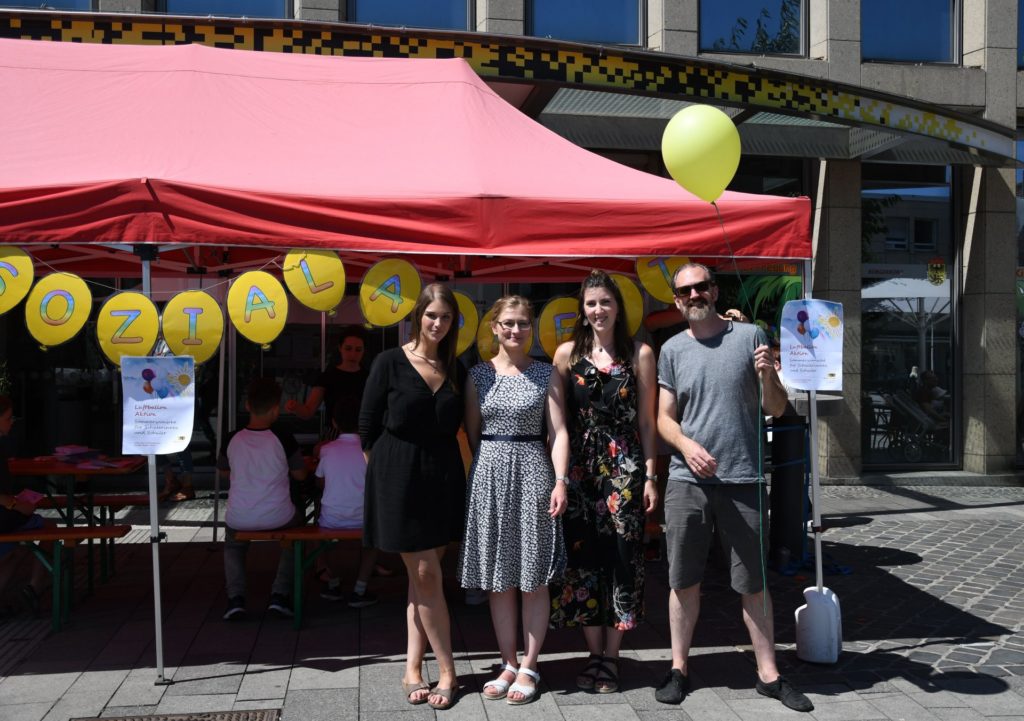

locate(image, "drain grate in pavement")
[[73, 711, 280, 721]]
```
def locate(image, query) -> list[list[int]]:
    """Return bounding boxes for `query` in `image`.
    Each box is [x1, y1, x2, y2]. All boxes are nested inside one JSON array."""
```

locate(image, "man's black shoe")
[[654, 668, 690, 704], [756, 676, 813, 712]]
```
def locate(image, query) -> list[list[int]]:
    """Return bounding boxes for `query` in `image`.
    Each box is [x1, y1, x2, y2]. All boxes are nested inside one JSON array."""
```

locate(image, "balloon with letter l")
[[661, 105, 741, 202], [283, 249, 346, 314]]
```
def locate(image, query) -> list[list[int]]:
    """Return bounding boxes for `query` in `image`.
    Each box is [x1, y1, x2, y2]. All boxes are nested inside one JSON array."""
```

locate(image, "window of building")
[[4, 0, 92, 8], [1020, 1, 1024, 67], [699, 0, 803, 55], [347, 0, 470, 30], [885, 217, 910, 251], [529, 0, 642, 45], [862, 164, 956, 468], [164, 0, 289, 17], [862, 0, 957, 63]]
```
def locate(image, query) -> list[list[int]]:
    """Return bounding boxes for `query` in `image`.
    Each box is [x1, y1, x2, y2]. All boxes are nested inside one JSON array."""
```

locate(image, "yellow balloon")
[[227, 271, 289, 347], [0, 246, 35, 317], [24, 273, 92, 349], [96, 292, 160, 367], [162, 290, 225, 364], [610, 274, 644, 337], [283, 249, 346, 313], [661, 105, 741, 202], [453, 291, 480, 357], [359, 259, 421, 327], [538, 297, 580, 359], [476, 308, 534, 362], [636, 256, 690, 304]]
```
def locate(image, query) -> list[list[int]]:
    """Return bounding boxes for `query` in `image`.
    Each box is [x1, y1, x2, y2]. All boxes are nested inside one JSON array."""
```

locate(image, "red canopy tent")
[[0, 38, 810, 273]]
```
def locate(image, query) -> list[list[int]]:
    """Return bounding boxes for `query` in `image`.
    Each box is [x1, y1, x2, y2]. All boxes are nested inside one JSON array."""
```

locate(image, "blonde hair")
[[488, 295, 534, 325]]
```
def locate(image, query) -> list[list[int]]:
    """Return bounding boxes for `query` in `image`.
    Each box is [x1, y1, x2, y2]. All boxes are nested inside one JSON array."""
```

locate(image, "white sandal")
[[506, 667, 541, 705], [483, 662, 518, 700]]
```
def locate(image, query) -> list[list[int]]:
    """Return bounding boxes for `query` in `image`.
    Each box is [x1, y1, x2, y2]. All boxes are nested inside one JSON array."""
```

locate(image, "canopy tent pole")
[[137, 245, 170, 686], [210, 305, 226, 543]]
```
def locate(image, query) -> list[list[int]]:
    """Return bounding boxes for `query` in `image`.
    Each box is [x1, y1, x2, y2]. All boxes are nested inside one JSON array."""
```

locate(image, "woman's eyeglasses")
[[673, 280, 714, 297], [498, 320, 533, 330]]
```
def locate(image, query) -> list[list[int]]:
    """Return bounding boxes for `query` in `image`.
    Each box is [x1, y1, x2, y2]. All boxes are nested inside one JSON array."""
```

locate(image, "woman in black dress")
[[359, 283, 465, 710]]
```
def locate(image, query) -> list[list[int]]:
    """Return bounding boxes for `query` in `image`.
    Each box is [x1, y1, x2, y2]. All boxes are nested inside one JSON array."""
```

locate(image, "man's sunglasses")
[[673, 280, 715, 297]]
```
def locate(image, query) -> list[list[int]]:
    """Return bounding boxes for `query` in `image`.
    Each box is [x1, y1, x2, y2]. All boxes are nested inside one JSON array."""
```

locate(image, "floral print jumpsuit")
[[550, 358, 646, 630]]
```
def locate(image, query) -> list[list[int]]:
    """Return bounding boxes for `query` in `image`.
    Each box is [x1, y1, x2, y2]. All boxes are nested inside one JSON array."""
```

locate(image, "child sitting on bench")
[[219, 378, 306, 621], [314, 403, 378, 608]]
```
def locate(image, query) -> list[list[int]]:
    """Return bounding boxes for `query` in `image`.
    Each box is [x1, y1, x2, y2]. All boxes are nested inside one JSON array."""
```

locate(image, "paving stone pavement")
[[0, 484, 1022, 720]]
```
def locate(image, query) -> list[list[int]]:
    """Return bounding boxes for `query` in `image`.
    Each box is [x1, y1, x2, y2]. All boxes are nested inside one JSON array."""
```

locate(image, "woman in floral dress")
[[550, 269, 659, 694]]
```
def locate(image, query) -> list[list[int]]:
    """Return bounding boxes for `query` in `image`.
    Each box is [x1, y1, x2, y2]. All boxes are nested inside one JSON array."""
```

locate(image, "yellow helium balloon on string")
[[610, 274, 644, 337], [359, 259, 421, 327], [538, 297, 580, 359], [96, 292, 160, 367], [453, 291, 480, 357], [0, 245, 35, 317], [661, 105, 741, 203], [283, 249, 346, 314], [24, 273, 92, 349], [227, 271, 289, 348], [162, 290, 225, 364]]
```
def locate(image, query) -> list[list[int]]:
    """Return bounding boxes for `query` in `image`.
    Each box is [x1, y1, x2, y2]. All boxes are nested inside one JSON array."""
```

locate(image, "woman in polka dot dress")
[[458, 295, 569, 705]]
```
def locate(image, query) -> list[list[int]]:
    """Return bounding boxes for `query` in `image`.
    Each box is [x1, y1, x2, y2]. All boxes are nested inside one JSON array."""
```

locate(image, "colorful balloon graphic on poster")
[[24, 273, 92, 349], [96, 292, 160, 367], [162, 290, 225, 364], [610, 274, 644, 336], [453, 291, 480, 357], [283, 249, 346, 313], [0, 246, 35, 317], [636, 256, 690, 304], [227, 271, 289, 348], [538, 297, 579, 359], [359, 259, 421, 327]]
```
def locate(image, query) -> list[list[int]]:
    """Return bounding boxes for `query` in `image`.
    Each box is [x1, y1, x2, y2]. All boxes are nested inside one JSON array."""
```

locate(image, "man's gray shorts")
[[664, 481, 768, 595]]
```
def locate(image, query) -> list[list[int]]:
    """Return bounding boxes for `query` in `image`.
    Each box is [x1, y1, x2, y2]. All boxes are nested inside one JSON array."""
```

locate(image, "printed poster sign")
[[121, 356, 196, 455], [780, 299, 844, 392]]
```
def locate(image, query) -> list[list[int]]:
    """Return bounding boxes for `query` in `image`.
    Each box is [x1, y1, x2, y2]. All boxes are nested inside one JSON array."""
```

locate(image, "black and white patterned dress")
[[458, 361, 566, 593]]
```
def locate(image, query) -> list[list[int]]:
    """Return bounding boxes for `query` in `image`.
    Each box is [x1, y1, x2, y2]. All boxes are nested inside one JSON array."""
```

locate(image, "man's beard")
[[683, 301, 713, 322]]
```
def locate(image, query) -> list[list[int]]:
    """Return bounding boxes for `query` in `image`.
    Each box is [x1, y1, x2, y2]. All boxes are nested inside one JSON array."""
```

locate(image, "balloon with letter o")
[[25, 273, 92, 349]]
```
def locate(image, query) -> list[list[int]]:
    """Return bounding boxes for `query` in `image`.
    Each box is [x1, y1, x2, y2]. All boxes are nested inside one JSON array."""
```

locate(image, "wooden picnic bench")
[[234, 525, 362, 629], [0, 524, 132, 632]]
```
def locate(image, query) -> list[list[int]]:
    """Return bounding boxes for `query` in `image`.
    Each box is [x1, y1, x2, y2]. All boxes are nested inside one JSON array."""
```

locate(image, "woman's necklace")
[[406, 347, 441, 373]]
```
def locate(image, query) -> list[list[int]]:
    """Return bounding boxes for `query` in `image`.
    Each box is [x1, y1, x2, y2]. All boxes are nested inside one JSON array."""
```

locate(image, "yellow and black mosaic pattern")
[[0, 10, 1013, 161]]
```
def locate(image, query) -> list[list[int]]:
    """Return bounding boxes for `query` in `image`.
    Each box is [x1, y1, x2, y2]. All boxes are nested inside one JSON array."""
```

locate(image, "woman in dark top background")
[[287, 326, 369, 440], [359, 283, 466, 710]]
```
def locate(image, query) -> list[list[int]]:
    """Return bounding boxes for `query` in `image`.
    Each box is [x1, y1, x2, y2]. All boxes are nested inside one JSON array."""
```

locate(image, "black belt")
[[480, 434, 543, 442]]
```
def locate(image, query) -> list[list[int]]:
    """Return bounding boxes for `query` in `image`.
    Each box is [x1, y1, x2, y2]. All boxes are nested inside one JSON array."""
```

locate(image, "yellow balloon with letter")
[[25, 273, 92, 349], [359, 259, 421, 327], [162, 290, 225, 364], [227, 271, 289, 348], [636, 256, 689, 304], [661, 105, 741, 202], [538, 297, 579, 359], [0, 245, 35, 316], [96, 292, 160, 367], [283, 249, 346, 314], [610, 274, 644, 336], [476, 308, 534, 362], [453, 291, 479, 357]]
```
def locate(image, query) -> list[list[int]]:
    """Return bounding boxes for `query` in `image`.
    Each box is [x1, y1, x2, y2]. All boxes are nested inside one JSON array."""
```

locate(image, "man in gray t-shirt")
[[652, 263, 811, 713]]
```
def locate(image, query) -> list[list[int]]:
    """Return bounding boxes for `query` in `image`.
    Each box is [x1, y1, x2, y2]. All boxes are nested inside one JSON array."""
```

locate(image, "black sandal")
[[576, 653, 604, 690], [594, 657, 619, 694]]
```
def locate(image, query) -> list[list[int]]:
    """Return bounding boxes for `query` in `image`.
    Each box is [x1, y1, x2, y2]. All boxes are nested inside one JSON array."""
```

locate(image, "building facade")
[[1, 0, 1022, 480]]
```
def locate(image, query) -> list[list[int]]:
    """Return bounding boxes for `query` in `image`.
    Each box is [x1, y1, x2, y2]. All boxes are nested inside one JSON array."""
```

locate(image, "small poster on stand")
[[780, 299, 844, 392], [121, 356, 196, 455]]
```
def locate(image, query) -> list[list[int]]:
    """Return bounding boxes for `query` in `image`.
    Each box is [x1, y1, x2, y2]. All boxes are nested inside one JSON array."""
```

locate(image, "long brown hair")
[[409, 282, 459, 379], [569, 270, 635, 367]]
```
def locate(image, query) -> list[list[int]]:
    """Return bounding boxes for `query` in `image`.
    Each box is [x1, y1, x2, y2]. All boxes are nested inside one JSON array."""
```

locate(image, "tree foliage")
[[711, 0, 802, 54]]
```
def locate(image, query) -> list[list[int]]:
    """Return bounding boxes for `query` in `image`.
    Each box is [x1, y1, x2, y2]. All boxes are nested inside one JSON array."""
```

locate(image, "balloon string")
[[711, 199, 769, 617]]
